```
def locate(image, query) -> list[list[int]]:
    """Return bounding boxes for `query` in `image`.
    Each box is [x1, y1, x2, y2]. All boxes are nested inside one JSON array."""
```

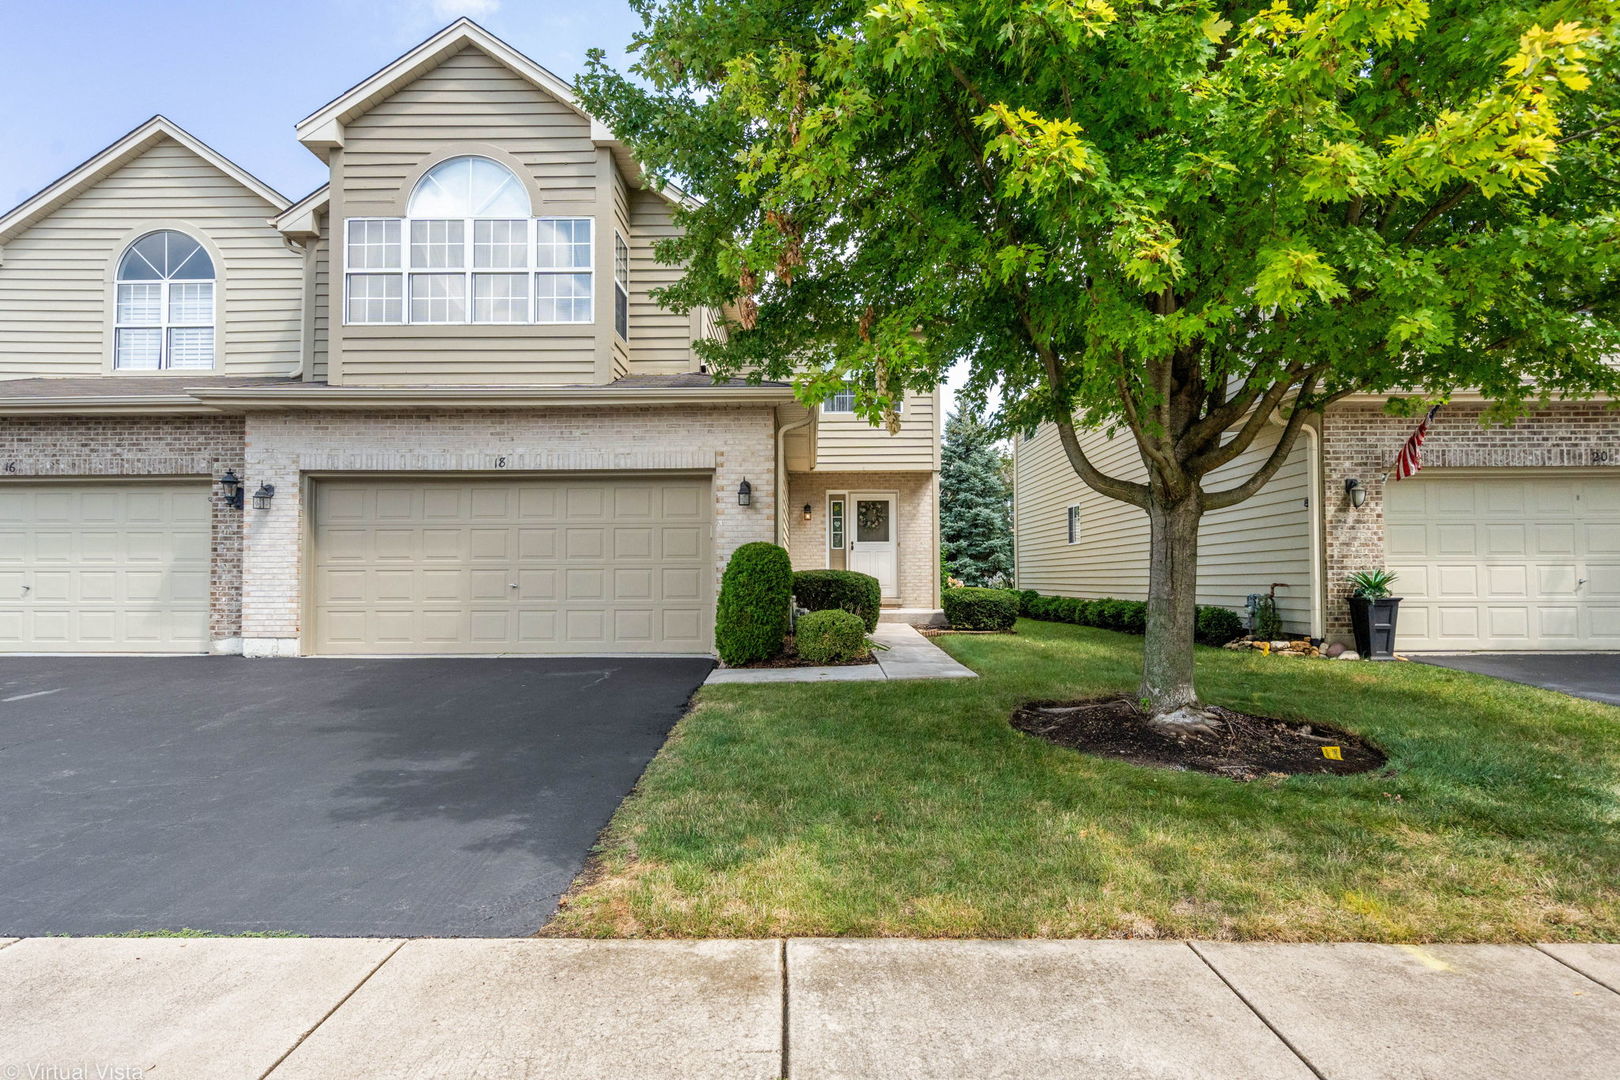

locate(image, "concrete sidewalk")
[[2, 938, 1617, 1079], [705, 623, 978, 684]]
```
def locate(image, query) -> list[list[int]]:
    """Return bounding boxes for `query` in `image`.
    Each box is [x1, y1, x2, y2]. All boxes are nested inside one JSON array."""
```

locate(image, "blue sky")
[[0, 0, 645, 211]]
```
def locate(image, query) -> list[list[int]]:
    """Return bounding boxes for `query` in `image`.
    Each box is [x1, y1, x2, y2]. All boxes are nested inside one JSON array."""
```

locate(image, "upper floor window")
[[821, 384, 902, 414], [114, 230, 215, 370], [613, 232, 629, 340], [343, 155, 594, 326]]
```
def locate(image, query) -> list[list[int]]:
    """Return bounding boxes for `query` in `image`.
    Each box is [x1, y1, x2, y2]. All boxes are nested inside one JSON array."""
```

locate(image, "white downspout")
[[775, 411, 814, 554], [1269, 408, 1326, 639]]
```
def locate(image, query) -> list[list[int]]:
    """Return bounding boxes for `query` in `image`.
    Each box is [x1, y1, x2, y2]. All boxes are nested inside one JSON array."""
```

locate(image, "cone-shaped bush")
[[715, 542, 793, 665]]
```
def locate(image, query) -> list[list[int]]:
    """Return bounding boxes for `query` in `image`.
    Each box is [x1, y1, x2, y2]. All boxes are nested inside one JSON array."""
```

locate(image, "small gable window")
[[344, 155, 596, 327], [114, 230, 215, 370]]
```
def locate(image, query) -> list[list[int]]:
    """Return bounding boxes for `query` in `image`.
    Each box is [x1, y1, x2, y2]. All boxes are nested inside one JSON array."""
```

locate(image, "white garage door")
[[311, 475, 712, 655], [1385, 472, 1620, 650], [0, 481, 212, 652]]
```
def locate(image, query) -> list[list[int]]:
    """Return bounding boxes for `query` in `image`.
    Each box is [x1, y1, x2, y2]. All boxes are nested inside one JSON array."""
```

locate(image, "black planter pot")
[[1348, 596, 1401, 660]]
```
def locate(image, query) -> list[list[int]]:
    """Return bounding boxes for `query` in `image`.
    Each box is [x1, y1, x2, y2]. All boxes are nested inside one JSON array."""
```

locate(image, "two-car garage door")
[[1385, 472, 1620, 650], [311, 475, 712, 654]]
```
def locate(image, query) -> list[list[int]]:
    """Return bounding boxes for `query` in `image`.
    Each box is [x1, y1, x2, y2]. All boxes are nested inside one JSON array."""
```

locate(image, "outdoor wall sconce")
[[803, 503, 813, 521], [218, 469, 243, 510], [737, 479, 752, 507], [1344, 477, 1367, 508], [251, 483, 276, 511]]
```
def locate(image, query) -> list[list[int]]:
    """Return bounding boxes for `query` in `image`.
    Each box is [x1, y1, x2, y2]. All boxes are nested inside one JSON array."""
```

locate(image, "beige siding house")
[[1014, 397, 1620, 651], [0, 19, 940, 658]]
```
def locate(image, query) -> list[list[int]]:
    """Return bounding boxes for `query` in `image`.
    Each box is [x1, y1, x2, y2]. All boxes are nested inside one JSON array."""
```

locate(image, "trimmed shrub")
[[1017, 589, 1246, 648], [793, 569, 882, 632], [795, 609, 868, 664], [1195, 605, 1246, 647], [942, 586, 1019, 631], [715, 542, 793, 665]]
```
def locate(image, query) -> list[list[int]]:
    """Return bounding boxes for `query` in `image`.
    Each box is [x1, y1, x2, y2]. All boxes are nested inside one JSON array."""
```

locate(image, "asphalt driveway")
[[0, 655, 713, 937], [1416, 653, 1620, 707]]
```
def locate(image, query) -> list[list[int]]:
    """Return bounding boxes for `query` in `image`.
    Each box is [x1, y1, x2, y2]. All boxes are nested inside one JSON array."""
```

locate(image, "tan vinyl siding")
[[625, 189, 693, 374], [0, 138, 301, 378], [812, 388, 940, 472], [310, 214, 330, 380], [1013, 420, 1315, 633], [332, 46, 601, 385]]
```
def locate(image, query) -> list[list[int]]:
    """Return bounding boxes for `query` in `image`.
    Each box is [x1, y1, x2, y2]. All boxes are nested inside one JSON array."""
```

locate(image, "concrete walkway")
[[2, 937, 1616, 1078], [705, 622, 977, 684]]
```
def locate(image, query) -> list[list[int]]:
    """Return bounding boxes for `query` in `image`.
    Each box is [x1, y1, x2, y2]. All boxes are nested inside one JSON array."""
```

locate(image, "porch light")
[[1344, 477, 1367, 508], [803, 503, 813, 521], [218, 470, 243, 510], [737, 479, 752, 507], [252, 483, 276, 511]]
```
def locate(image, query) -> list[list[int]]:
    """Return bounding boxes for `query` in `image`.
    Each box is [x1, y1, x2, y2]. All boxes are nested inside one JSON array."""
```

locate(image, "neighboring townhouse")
[[1013, 395, 1620, 652], [0, 19, 940, 658]]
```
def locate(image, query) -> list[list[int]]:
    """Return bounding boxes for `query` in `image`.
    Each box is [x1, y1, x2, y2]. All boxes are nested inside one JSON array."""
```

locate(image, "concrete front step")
[[878, 607, 945, 627]]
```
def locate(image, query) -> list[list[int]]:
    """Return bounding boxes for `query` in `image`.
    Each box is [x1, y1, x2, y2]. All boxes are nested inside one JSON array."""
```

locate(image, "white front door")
[[847, 493, 898, 598]]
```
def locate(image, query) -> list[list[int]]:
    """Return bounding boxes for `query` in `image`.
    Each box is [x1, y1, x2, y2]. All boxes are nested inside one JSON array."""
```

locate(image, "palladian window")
[[343, 155, 594, 326], [114, 230, 215, 370]]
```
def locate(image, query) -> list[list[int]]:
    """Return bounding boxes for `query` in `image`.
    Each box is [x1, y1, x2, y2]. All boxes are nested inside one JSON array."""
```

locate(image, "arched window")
[[407, 156, 529, 218], [114, 230, 215, 370], [343, 155, 595, 326]]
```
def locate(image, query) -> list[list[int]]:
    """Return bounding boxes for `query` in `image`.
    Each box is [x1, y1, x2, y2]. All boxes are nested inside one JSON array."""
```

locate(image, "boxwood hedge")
[[715, 542, 793, 665], [942, 586, 1019, 631], [792, 569, 881, 632], [1014, 589, 1245, 647]]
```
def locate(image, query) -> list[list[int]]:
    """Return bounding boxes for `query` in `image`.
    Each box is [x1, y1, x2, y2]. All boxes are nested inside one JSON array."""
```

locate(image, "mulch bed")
[[1010, 697, 1387, 782], [729, 634, 877, 669]]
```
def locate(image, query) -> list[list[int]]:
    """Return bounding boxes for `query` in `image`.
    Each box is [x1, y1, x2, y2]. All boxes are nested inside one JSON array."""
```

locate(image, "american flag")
[[1392, 405, 1440, 480]]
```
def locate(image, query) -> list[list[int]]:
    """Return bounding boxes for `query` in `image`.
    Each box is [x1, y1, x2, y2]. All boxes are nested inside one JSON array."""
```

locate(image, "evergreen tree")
[[941, 409, 1013, 587]]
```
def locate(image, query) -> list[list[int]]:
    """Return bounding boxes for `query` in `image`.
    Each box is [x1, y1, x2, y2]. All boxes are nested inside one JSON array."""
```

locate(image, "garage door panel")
[[1587, 564, 1620, 596], [312, 476, 711, 655], [1484, 564, 1528, 596], [1386, 473, 1620, 650], [1484, 524, 1526, 556], [1486, 607, 1530, 639], [1588, 524, 1620, 553]]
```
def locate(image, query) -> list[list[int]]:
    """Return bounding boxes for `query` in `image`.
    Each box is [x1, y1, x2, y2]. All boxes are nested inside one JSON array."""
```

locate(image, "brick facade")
[[239, 406, 778, 654], [0, 415, 245, 645], [787, 470, 939, 609], [1320, 400, 1620, 640]]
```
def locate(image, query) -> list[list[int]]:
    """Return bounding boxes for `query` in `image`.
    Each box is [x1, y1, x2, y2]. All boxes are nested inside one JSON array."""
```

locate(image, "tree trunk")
[[1141, 492, 1218, 734]]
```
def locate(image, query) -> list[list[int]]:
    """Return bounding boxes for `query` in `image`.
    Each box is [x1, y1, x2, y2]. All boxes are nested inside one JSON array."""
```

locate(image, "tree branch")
[[1186, 363, 1311, 476], [1201, 375, 1319, 511]]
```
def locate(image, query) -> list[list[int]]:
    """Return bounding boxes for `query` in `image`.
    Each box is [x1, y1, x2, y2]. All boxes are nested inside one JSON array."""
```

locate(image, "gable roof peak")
[[294, 18, 596, 152], [0, 115, 290, 245]]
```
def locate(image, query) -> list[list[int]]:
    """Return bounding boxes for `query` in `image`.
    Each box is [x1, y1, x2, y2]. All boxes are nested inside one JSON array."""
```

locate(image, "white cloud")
[[431, 0, 500, 19]]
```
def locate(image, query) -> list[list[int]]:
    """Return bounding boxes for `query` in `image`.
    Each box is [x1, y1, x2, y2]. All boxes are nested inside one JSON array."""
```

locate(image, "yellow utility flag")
[[1322, 746, 1343, 761]]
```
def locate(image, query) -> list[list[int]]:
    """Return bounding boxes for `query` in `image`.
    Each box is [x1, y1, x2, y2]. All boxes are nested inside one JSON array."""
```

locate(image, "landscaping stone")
[[269, 939, 782, 1080], [0, 936, 401, 1079], [787, 939, 1314, 1079], [1195, 943, 1620, 1080]]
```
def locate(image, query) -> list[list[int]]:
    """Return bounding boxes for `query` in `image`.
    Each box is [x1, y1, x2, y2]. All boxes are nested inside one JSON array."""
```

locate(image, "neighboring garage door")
[[311, 475, 712, 655], [1385, 472, 1620, 650], [0, 481, 211, 652]]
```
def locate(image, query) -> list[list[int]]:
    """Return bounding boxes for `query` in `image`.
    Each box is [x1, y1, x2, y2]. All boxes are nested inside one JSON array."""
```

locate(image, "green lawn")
[[547, 620, 1620, 942]]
